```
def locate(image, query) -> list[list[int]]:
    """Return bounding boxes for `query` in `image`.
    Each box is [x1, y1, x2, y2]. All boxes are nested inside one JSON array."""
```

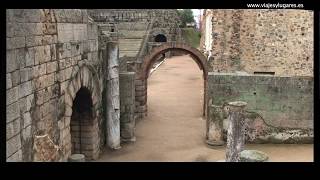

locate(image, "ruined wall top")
[[88, 9, 180, 23]]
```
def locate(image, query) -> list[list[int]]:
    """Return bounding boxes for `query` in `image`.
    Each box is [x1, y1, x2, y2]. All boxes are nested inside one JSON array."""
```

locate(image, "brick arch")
[[62, 63, 102, 160], [139, 42, 209, 80], [135, 42, 209, 118]]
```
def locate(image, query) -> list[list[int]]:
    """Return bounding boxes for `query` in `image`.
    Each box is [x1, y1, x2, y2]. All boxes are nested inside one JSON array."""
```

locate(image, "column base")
[[206, 139, 224, 146], [121, 136, 136, 143]]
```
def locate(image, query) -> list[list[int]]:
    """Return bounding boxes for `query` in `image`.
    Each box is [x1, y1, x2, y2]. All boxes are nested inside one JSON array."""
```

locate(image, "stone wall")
[[207, 73, 313, 143], [6, 9, 103, 161], [119, 72, 136, 142], [202, 9, 313, 76]]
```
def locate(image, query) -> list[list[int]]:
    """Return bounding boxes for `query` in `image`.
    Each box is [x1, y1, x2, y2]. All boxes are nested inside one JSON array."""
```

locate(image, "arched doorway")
[[136, 42, 209, 119], [154, 34, 167, 42], [63, 64, 102, 161], [70, 87, 99, 160]]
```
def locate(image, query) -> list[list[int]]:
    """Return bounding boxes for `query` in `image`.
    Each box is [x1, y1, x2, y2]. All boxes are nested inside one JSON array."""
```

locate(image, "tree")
[[177, 9, 195, 28]]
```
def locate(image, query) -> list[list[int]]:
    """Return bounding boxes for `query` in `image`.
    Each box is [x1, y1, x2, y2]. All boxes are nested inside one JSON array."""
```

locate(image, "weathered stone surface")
[[7, 149, 23, 162], [20, 67, 33, 82], [23, 9, 42, 22], [16, 48, 26, 69], [11, 70, 20, 87], [25, 47, 35, 67], [106, 42, 121, 149], [7, 37, 25, 50], [239, 150, 269, 162], [206, 104, 224, 146], [26, 94, 34, 111], [6, 73, 12, 89], [19, 96, 27, 113], [23, 112, 32, 128], [46, 61, 57, 73], [6, 134, 22, 158], [7, 101, 20, 123], [208, 73, 314, 143], [19, 81, 32, 98], [57, 23, 74, 43], [226, 101, 247, 162], [7, 50, 18, 73], [6, 86, 19, 105], [22, 125, 32, 141], [6, 118, 21, 140]]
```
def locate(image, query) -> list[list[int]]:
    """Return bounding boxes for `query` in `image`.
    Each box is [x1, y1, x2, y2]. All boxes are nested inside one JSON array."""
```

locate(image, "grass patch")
[[181, 28, 201, 49]]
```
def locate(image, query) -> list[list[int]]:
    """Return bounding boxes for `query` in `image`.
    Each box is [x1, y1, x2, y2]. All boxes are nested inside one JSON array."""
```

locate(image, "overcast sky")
[[192, 9, 202, 28]]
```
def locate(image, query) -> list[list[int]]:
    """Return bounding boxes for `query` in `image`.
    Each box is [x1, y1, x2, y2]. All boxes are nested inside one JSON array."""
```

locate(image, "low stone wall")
[[119, 72, 136, 142], [207, 73, 313, 143]]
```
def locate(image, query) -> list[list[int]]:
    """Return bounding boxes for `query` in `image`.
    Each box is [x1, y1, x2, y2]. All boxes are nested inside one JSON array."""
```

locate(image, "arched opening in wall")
[[132, 44, 209, 160], [70, 87, 99, 160], [155, 34, 167, 42]]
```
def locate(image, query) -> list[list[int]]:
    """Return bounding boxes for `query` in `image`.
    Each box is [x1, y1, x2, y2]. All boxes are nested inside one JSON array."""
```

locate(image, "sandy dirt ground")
[[96, 55, 313, 162]]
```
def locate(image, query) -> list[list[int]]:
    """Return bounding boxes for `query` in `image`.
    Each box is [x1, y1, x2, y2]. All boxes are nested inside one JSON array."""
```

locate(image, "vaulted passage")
[[70, 87, 99, 160], [154, 34, 167, 42]]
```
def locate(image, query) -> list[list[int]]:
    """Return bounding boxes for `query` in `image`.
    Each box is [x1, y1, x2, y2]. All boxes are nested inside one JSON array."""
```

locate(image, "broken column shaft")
[[106, 41, 121, 149], [226, 101, 247, 162], [206, 104, 224, 146]]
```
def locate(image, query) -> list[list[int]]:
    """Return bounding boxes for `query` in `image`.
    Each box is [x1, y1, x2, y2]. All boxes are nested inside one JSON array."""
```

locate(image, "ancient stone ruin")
[[6, 9, 313, 162]]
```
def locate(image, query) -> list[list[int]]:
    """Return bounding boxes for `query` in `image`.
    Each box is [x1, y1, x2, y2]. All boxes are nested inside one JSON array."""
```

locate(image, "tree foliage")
[[177, 9, 195, 28]]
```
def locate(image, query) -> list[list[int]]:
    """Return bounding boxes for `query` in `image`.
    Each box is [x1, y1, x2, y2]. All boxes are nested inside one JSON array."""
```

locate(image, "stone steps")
[[119, 38, 143, 57]]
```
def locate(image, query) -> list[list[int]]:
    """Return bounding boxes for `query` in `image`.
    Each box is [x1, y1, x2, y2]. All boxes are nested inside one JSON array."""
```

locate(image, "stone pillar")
[[206, 104, 224, 146], [106, 42, 121, 149], [119, 72, 136, 142], [226, 101, 247, 162]]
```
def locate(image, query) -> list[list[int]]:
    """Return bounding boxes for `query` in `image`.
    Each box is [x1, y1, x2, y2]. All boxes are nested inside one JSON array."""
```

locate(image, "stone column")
[[226, 101, 247, 162], [106, 42, 121, 149], [206, 104, 224, 146]]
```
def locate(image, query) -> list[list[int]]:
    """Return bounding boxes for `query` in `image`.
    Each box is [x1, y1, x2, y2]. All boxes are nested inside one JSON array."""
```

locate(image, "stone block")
[[11, 70, 20, 87], [22, 125, 32, 141], [6, 23, 14, 37], [6, 149, 22, 162], [6, 134, 21, 158], [50, 44, 57, 60], [23, 112, 32, 128], [46, 61, 57, 74], [26, 35, 41, 47], [46, 73, 55, 86], [40, 101, 51, 118], [20, 67, 32, 83], [7, 73, 12, 89], [19, 81, 32, 98], [16, 48, 26, 69], [6, 50, 18, 73], [43, 23, 57, 35], [6, 118, 21, 140], [59, 59, 66, 70], [34, 45, 51, 65], [23, 23, 43, 36], [23, 9, 41, 22], [57, 23, 74, 43], [6, 86, 19, 105], [36, 89, 45, 105], [7, 37, 25, 50], [19, 96, 27, 113], [135, 85, 145, 91], [73, 24, 88, 41], [25, 47, 35, 67], [26, 94, 34, 111]]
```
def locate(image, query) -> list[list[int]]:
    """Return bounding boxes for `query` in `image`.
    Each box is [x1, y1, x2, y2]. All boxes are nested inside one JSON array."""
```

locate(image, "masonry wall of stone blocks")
[[207, 73, 313, 143], [201, 9, 313, 77], [6, 9, 103, 162]]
